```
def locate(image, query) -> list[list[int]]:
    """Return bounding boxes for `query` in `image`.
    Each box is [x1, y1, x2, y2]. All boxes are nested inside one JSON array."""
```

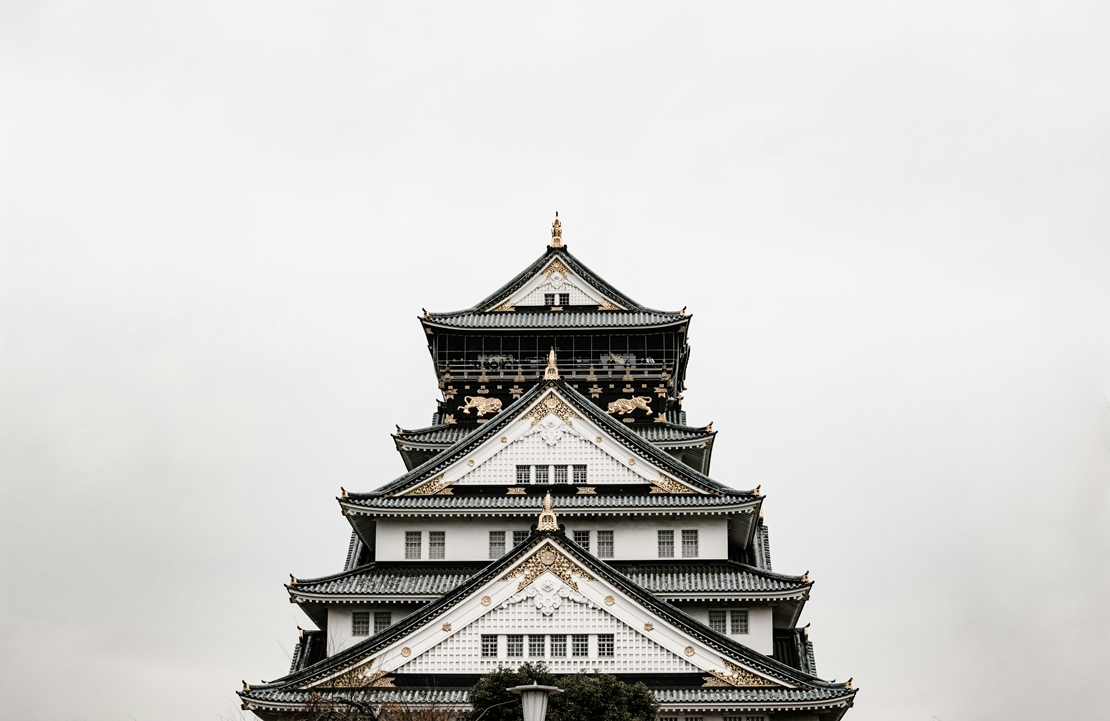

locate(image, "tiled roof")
[[242, 686, 853, 707], [291, 561, 808, 600], [425, 310, 685, 329], [396, 422, 708, 446], [634, 423, 714, 443], [344, 494, 755, 512], [394, 425, 473, 445]]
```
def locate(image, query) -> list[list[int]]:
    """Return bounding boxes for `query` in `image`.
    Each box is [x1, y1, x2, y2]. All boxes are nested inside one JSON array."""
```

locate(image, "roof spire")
[[544, 347, 559, 380], [537, 490, 558, 531], [550, 212, 563, 248]]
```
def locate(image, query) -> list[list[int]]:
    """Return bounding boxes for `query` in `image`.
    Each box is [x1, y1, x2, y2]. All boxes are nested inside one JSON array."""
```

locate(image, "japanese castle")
[[238, 216, 857, 720]]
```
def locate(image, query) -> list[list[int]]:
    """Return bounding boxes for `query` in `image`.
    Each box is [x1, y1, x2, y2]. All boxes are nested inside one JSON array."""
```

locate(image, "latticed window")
[[744, 716, 765, 721], [405, 531, 422, 559], [352, 611, 370, 636], [374, 612, 391, 634], [550, 634, 567, 657], [573, 530, 590, 552], [428, 531, 445, 559], [685, 717, 704, 721], [572, 634, 589, 657], [506, 634, 524, 657], [573, 464, 587, 483], [481, 634, 497, 657], [516, 465, 531, 484], [529, 634, 545, 657], [513, 530, 529, 547], [489, 531, 506, 559], [598, 633, 614, 657], [544, 293, 556, 305], [658, 530, 674, 558], [559, 293, 570, 306], [708, 610, 726, 634], [553, 465, 568, 483], [534, 465, 549, 484], [597, 531, 614, 558], [731, 610, 749, 634], [682, 530, 699, 558]]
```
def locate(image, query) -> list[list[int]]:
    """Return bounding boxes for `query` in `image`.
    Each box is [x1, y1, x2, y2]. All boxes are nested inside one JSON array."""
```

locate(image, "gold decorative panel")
[[702, 658, 782, 688], [500, 545, 596, 592], [407, 474, 455, 496], [523, 392, 581, 427], [649, 473, 695, 495]]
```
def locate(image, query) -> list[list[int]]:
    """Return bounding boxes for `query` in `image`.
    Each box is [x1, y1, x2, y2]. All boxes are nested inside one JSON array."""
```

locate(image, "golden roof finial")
[[550, 212, 563, 248], [544, 347, 559, 380], [537, 490, 558, 531]]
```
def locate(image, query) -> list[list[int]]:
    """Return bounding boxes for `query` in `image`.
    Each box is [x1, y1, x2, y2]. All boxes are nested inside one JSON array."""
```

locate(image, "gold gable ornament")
[[544, 348, 560, 380], [550, 212, 563, 248], [537, 490, 558, 531], [701, 658, 782, 689]]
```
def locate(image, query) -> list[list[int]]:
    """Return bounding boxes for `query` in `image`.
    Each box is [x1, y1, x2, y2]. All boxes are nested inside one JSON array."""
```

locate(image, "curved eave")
[[420, 314, 690, 332], [339, 497, 762, 518]]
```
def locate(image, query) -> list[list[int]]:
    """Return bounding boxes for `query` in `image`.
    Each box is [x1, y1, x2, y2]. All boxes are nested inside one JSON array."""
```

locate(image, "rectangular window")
[[572, 464, 587, 483], [743, 716, 765, 721], [572, 634, 589, 657], [658, 530, 674, 558], [405, 531, 422, 560], [573, 530, 591, 552], [489, 531, 506, 559], [597, 531, 614, 558], [352, 611, 370, 636], [529, 634, 545, 658], [506, 634, 524, 657], [513, 530, 529, 547], [534, 465, 549, 484], [598, 633, 614, 657], [516, 465, 532, 484], [731, 610, 749, 634], [544, 293, 555, 305], [708, 610, 726, 634], [550, 634, 567, 657], [553, 465, 568, 484], [428, 531, 445, 559], [682, 530, 699, 558], [374, 612, 391, 634], [559, 293, 570, 306], [481, 634, 497, 658]]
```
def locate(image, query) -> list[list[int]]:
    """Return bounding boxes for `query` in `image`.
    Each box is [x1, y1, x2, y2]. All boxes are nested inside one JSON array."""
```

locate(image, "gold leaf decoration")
[[649, 473, 696, 495], [407, 474, 454, 496], [320, 660, 395, 689], [597, 298, 621, 311], [500, 545, 596, 592], [490, 300, 516, 313], [702, 658, 782, 688], [544, 258, 571, 278], [522, 392, 581, 428]]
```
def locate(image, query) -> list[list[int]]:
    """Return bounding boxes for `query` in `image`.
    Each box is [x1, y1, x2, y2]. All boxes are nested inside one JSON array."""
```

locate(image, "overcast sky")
[[2, 3, 1109, 720]]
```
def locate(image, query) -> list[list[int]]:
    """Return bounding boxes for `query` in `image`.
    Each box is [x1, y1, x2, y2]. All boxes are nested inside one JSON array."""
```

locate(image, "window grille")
[[544, 293, 555, 305], [553, 465, 568, 484], [481, 634, 497, 658], [572, 634, 589, 657], [559, 293, 570, 306], [573, 464, 587, 483], [685, 717, 704, 721], [374, 612, 391, 634], [550, 634, 567, 657], [573, 530, 590, 552], [534, 465, 549, 484], [681, 530, 699, 558], [708, 610, 726, 634], [513, 530, 529, 547], [428, 531, 445, 559], [731, 610, 749, 634], [659, 717, 679, 721], [489, 531, 506, 559], [405, 531, 422, 559], [598, 633, 614, 657], [658, 530, 674, 558], [529, 634, 545, 658], [506, 634, 524, 657], [743, 717, 765, 721], [516, 465, 531, 484], [597, 531, 614, 558], [352, 611, 370, 636]]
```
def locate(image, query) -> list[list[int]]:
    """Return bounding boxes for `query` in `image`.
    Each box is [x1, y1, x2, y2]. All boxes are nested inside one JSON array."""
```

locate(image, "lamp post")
[[507, 682, 562, 721]]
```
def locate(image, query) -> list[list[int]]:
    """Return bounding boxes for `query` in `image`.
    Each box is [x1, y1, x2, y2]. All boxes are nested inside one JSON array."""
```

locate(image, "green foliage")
[[464, 665, 658, 721]]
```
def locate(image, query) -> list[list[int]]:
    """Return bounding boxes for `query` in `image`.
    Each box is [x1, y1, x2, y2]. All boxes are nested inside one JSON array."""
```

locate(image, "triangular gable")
[[401, 387, 702, 495], [304, 534, 794, 691], [481, 255, 626, 312]]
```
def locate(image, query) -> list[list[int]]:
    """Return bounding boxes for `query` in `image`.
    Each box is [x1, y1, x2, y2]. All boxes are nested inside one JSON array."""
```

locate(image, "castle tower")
[[238, 217, 856, 720]]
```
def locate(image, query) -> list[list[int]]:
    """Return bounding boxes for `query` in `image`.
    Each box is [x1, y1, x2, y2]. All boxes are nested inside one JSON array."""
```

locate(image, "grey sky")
[[2, 3, 1108, 719]]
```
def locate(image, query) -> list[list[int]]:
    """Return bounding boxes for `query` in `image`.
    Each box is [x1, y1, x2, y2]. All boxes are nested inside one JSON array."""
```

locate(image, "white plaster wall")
[[670, 603, 773, 656], [375, 516, 729, 562], [455, 432, 645, 486], [326, 603, 419, 656]]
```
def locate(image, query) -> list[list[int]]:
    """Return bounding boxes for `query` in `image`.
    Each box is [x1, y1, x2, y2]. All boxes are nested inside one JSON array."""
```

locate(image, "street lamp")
[[507, 682, 563, 721]]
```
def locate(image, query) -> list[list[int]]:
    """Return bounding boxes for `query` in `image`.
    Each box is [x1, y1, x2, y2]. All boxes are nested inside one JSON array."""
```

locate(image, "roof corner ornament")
[[544, 347, 560, 380], [679, 306, 687, 317], [537, 490, 558, 531], [550, 212, 563, 248]]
